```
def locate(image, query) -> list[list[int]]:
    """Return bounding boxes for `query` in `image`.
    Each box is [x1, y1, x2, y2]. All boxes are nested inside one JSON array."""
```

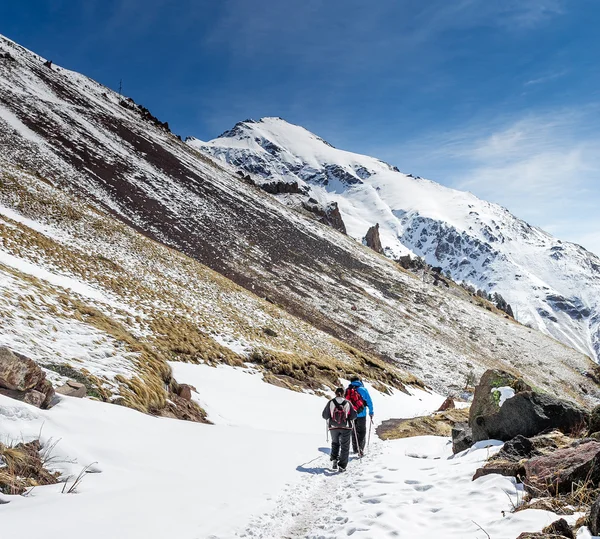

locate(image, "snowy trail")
[[0, 363, 576, 539], [237, 436, 573, 539]]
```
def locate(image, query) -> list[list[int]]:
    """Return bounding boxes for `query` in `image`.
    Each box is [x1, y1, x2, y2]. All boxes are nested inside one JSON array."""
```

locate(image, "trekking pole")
[[352, 421, 362, 462], [326, 420, 329, 443], [368, 415, 373, 450]]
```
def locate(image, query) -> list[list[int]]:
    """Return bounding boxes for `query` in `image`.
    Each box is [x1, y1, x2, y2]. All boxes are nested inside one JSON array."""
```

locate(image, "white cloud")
[[375, 108, 600, 257], [525, 69, 568, 86]]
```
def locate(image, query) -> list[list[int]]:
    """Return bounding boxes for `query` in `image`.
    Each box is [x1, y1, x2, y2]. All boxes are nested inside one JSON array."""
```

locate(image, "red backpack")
[[345, 386, 366, 414], [330, 400, 350, 428]]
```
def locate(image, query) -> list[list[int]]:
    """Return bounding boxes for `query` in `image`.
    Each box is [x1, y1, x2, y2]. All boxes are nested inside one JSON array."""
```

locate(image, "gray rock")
[[589, 495, 600, 535], [451, 422, 473, 453], [23, 389, 45, 407], [56, 380, 87, 398], [499, 434, 536, 460], [470, 369, 588, 442], [589, 404, 600, 434]]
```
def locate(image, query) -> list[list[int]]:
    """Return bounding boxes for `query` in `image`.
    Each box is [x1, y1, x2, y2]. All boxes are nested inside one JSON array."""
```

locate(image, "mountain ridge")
[[196, 116, 600, 364]]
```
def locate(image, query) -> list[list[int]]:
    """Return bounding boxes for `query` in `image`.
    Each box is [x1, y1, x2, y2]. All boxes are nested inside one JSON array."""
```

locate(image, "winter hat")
[[335, 387, 344, 397], [350, 376, 360, 383]]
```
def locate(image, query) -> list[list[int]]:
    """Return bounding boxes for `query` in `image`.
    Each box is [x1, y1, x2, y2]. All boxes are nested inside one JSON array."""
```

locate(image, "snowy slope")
[[195, 117, 600, 363], [0, 364, 580, 539]]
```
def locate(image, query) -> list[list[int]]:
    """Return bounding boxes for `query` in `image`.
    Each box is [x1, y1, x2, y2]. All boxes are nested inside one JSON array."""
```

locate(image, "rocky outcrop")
[[524, 441, 600, 495], [302, 200, 347, 234], [0, 347, 55, 408], [163, 393, 209, 423], [261, 180, 303, 195], [364, 223, 384, 254], [437, 396, 455, 412], [469, 369, 588, 442]]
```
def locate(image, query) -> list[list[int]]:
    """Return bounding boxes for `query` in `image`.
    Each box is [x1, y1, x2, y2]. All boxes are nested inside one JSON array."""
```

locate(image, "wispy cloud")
[[525, 69, 568, 86], [374, 106, 600, 256]]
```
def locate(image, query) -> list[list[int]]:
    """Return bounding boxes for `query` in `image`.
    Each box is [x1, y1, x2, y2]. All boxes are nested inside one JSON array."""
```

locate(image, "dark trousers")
[[352, 416, 367, 453], [330, 429, 351, 469]]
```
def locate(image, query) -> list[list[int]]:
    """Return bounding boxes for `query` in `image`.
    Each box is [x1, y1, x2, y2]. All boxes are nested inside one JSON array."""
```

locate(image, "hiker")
[[322, 387, 357, 472], [346, 376, 374, 457]]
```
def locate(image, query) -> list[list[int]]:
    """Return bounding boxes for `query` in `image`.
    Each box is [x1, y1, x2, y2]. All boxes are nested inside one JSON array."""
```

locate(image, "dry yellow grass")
[[0, 440, 60, 495], [0, 166, 423, 418], [377, 408, 470, 440]]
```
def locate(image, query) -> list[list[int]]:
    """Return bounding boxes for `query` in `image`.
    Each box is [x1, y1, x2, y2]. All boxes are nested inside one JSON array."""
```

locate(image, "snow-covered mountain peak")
[[197, 117, 600, 364]]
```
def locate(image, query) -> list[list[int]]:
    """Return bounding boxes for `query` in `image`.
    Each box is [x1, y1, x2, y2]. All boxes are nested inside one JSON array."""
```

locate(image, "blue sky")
[[2, 0, 600, 255]]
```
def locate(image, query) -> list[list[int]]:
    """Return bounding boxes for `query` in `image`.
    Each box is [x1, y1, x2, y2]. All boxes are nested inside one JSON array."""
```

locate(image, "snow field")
[[0, 361, 584, 538]]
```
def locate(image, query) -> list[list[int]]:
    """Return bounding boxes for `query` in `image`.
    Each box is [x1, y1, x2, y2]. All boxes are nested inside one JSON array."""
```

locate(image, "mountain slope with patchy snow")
[[0, 33, 598, 400], [195, 117, 600, 363]]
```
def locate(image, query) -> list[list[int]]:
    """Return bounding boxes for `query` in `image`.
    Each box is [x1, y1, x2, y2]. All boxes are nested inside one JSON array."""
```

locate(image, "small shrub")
[[0, 439, 60, 495]]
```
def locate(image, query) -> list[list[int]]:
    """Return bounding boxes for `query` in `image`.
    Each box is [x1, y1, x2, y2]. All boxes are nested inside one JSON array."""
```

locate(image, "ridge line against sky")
[[1, 0, 600, 255]]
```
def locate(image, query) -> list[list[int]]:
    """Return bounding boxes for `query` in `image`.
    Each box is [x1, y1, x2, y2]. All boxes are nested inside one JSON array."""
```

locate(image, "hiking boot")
[[338, 466, 346, 472], [331, 460, 338, 470]]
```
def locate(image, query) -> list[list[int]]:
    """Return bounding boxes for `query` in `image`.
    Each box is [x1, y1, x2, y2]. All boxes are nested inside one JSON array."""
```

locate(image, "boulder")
[[543, 519, 574, 539], [56, 380, 87, 398], [589, 404, 600, 434], [452, 422, 473, 454], [521, 498, 574, 515], [470, 369, 588, 442], [589, 495, 600, 535], [524, 441, 600, 495], [0, 347, 45, 390], [34, 379, 56, 408], [177, 384, 193, 401], [0, 347, 55, 408], [499, 435, 536, 460]]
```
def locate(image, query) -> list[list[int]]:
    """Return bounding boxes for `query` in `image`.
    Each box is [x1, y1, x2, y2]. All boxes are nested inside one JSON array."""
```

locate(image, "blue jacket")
[[349, 380, 373, 418]]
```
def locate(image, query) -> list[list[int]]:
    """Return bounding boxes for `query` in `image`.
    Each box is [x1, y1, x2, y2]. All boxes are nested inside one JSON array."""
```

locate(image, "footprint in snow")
[[413, 484, 434, 492]]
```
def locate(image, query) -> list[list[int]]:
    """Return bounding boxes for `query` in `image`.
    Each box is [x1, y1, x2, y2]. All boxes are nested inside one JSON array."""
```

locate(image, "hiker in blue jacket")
[[345, 376, 374, 457]]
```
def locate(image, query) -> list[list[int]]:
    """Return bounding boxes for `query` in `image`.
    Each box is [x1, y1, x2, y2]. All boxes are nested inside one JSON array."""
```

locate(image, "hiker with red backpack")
[[346, 376, 374, 457], [322, 387, 357, 472]]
